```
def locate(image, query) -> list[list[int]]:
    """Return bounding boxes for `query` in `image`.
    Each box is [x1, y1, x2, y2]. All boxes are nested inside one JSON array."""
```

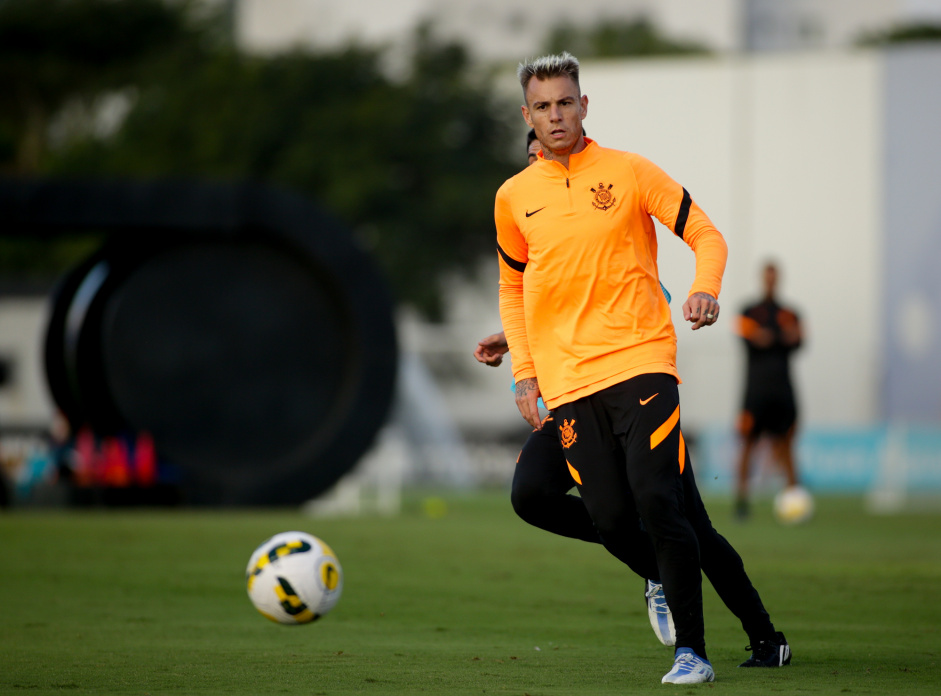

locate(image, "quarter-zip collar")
[[538, 137, 598, 189], [539, 137, 598, 176]]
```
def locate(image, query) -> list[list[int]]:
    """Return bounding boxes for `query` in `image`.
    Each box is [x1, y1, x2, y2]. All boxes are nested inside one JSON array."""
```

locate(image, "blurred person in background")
[[528, 126, 588, 165], [526, 128, 541, 165], [734, 261, 805, 520]]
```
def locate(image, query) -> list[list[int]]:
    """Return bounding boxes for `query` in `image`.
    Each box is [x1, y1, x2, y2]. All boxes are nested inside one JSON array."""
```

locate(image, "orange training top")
[[495, 138, 727, 409]]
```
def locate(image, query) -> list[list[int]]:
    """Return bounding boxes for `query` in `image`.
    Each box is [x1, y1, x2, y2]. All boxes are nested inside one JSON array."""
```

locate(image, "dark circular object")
[[43, 247, 111, 432], [4, 180, 398, 505]]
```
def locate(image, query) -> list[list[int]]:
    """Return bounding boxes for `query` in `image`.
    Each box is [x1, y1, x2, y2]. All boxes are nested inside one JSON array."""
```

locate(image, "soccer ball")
[[246, 531, 343, 624], [773, 486, 814, 525]]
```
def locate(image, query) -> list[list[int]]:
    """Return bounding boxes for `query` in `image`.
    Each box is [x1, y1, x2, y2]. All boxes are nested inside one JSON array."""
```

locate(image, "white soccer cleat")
[[661, 648, 715, 684], [645, 580, 676, 646]]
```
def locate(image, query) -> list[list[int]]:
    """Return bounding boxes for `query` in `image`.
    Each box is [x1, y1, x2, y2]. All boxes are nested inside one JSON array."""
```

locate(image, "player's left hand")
[[473, 331, 509, 366], [684, 292, 720, 330]]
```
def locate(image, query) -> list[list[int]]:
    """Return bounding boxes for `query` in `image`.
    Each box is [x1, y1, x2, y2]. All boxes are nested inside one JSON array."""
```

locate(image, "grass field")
[[1, 490, 940, 695]]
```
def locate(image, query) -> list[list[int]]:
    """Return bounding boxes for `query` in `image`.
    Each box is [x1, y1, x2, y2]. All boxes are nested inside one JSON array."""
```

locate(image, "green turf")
[[1, 491, 939, 695]]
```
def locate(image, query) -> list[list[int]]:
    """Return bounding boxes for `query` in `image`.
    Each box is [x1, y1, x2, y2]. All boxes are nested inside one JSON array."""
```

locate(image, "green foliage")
[[0, 3, 517, 316], [0, 233, 102, 277], [0, 0, 211, 284], [545, 17, 711, 59], [0, 0, 202, 172], [856, 22, 941, 46], [1, 493, 940, 694]]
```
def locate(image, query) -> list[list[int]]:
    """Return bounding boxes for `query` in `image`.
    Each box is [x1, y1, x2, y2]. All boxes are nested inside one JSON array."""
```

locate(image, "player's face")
[[527, 138, 542, 165], [763, 265, 778, 296], [522, 76, 587, 159]]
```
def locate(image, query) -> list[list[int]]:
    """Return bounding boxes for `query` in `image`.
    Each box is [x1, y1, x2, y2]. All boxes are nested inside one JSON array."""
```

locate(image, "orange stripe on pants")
[[678, 430, 686, 474], [650, 405, 680, 450], [566, 460, 582, 485]]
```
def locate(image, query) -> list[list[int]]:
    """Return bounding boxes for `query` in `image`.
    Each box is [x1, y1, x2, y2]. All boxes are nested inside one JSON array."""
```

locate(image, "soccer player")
[[476, 130, 675, 647], [734, 261, 804, 520], [494, 52, 790, 685]]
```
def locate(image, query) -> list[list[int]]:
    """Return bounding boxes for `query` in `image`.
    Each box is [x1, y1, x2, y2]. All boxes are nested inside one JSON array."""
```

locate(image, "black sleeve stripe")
[[497, 243, 527, 273], [674, 187, 691, 239]]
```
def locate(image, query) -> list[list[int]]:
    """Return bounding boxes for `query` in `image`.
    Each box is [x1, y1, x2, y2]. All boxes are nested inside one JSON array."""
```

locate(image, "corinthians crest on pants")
[[591, 182, 617, 211], [559, 419, 577, 449]]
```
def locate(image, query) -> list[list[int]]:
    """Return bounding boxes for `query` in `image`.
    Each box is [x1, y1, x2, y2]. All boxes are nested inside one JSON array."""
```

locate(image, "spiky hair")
[[517, 52, 581, 97]]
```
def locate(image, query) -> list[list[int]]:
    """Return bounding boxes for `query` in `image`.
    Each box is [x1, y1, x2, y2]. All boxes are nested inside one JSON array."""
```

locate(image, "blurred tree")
[[0, 0, 203, 174], [856, 22, 941, 46], [1, 4, 516, 317], [544, 17, 711, 58]]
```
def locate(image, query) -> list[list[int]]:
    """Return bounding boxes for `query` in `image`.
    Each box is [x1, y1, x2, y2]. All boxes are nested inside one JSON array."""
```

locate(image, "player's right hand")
[[514, 377, 543, 429]]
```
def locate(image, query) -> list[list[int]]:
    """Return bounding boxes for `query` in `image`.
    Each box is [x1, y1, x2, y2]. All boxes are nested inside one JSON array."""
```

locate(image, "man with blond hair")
[[494, 51, 790, 685]]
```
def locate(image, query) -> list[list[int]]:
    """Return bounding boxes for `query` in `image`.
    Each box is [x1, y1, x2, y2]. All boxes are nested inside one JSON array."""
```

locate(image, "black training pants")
[[552, 373, 774, 657], [511, 414, 660, 581]]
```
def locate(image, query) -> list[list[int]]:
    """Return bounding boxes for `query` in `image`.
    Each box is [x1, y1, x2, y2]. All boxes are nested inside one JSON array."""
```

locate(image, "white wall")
[[0, 298, 55, 426], [740, 52, 883, 427], [881, 45, 941, 422]]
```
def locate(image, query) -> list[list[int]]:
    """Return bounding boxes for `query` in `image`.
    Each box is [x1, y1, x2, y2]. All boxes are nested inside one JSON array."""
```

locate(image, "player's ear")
[[580, 94, 588, 120], [521, 104, 534, 128]]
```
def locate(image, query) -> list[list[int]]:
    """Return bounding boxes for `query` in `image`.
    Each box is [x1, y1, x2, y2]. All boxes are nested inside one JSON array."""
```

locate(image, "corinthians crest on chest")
[[590, 182, 617, 211]]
